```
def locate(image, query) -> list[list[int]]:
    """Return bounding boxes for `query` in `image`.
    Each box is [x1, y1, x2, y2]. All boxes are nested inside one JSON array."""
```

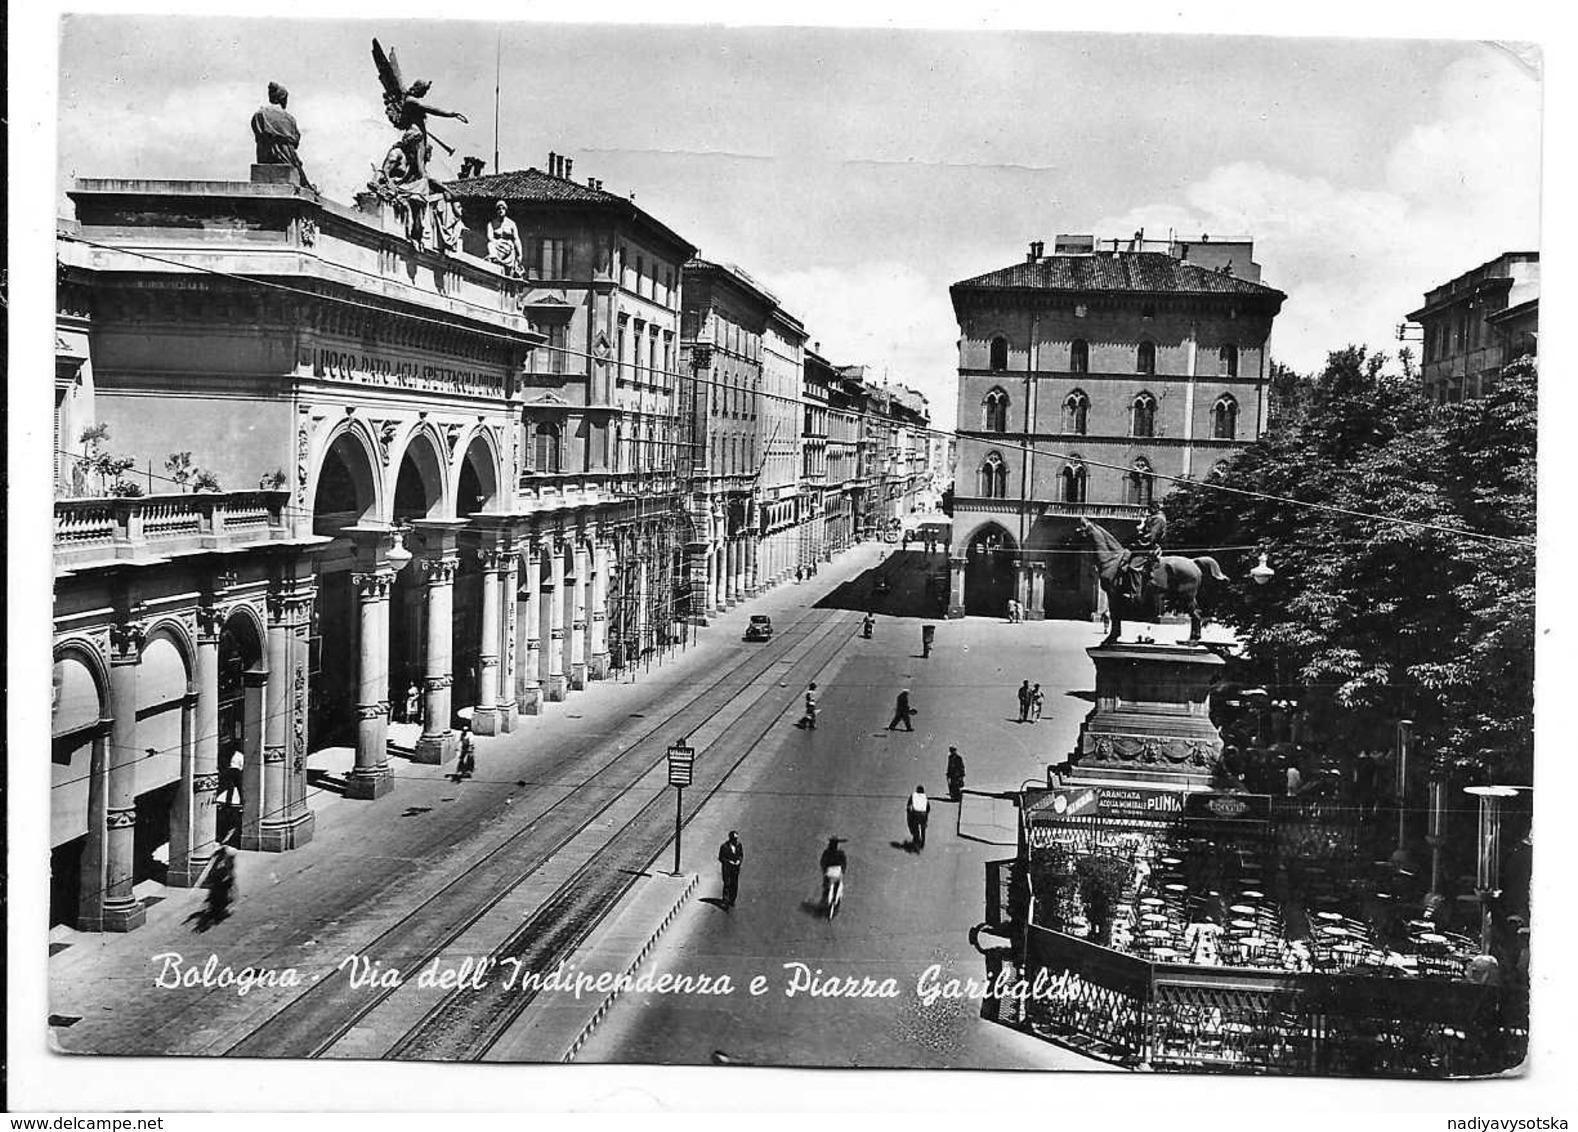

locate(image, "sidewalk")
[[48, 541, 890, 1057]]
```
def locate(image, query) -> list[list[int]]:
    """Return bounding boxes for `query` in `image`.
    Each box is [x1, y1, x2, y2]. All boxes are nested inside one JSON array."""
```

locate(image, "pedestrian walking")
[[1017, 679, 1032, 723], [457, 723, 476, 778], [946, 747, 966, 801], [1030, 683, 1044, 722], [887, 688, 915, 731], [921, 623, 935, 658], [906, 785, 931, 849], [717, 830, 744, 909], [1006, 597, 1019, 623], [801, 682, 819, 730], [404, 680, 421, 725]]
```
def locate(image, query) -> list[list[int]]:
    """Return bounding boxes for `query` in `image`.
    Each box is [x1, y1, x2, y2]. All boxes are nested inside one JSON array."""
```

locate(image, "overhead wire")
[[54, 230, 1534, 551]]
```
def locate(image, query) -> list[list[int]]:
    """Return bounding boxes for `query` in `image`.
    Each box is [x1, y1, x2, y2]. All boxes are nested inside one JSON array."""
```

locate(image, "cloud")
[[772, 262, 961, 430], [1092, 51, 1540, 374]]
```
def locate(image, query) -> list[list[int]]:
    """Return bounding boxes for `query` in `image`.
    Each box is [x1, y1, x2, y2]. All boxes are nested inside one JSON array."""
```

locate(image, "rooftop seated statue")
[[251, 82, 316, 190]]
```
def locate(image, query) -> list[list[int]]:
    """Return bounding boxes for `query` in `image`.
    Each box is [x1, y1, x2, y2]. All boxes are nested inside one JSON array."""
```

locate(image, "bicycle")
[[822, 866, 844, 920]]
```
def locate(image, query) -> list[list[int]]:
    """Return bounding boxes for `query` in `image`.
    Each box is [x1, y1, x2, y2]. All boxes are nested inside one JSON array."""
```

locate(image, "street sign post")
[[667, 739, 695, 875]]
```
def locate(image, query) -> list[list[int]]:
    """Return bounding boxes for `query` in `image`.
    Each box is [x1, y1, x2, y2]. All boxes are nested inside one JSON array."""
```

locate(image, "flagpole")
[[493, 31, 501, 173]]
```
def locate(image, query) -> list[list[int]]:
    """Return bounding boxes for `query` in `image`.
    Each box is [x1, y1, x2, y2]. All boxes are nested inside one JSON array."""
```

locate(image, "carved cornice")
[[418, 557, 459, 585], [106, 806, 137, 829], [352, 571, 394, 599]]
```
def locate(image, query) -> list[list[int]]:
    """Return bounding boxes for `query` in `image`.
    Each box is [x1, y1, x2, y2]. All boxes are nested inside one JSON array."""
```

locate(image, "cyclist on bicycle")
[[820, 837, 847, 916]]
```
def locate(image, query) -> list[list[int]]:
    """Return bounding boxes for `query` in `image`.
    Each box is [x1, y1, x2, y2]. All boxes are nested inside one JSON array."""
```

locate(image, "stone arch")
[[141, 616, 197, 686], [455, 429, 501, 519], [309, 418, 384, 533], [961, 520, 1018, 617], [134, 625, 194, 884], [391, 424, 450, 522], [51, 639, 111, 925]]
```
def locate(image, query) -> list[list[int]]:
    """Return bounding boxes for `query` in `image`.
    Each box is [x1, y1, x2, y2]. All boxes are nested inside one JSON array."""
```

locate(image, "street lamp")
[[1249, 551, 1275, 585], [1463, 784, 1518, 952]]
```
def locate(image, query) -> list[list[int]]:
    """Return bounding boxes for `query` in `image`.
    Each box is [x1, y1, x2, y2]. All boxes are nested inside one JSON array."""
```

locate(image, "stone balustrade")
[[54, 490, 292, 570]]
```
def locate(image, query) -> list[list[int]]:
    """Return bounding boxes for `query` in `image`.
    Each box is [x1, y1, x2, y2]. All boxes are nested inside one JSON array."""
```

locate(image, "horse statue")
[[1076, 517, 1226, 644]]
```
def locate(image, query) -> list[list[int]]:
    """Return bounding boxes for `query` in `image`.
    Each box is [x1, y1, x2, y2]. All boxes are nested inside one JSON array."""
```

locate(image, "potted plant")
[[1075, 854, 1134, 947]]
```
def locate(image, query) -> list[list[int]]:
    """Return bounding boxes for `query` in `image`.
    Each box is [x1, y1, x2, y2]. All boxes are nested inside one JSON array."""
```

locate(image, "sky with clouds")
[[55, 19, 1540, 430]]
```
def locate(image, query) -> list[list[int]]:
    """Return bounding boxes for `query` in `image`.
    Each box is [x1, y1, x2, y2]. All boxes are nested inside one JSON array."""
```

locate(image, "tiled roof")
[[446, 168, 696, 257], [952, 252, 1283, 298], [446, 167, 617, 205]]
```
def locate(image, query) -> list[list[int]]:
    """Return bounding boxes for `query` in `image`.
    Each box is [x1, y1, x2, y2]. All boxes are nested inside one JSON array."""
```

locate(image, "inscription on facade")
[[307, 347, 504, 397]]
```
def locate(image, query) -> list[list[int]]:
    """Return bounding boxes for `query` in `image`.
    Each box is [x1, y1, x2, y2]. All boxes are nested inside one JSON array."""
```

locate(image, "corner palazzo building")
[[447, 156, 698, 664], [946, 234, 1286, 620]]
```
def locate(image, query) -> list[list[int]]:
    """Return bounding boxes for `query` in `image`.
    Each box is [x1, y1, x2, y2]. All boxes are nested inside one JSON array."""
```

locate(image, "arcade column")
[[1028, 562, 1048, 621], [589, 540, 611, 679], [542, 539, 568, 702], [95, 621, 147, 932], [518, 538, 543, 715], [168, 607, 220, 886], [260, 580, 315, 849], [347, 566, 395, 797], [412, 520, 465, 765], [947, 554, 967, 619], [497, 537, 520, 732], [568, 539, 589, 690], [471, 545, 507, 734]]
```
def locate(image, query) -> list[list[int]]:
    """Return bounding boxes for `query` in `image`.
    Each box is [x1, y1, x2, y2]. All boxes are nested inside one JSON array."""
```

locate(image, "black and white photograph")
[[9, 0, 1571, 1116]]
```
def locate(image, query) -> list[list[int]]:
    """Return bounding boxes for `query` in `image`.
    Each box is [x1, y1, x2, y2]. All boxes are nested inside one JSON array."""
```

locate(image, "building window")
[[1070, 339, 1089, 374], [989, 336, 1009, 371], [1063, 389, 1090, 435], [1213, 394, 1239, 440], [1127, 458, 1154, 507], [982, 388, 1009, 433], [617, 325, 627, 382], [539, 323, 567, 375], [533, 422, 562, 474], [1061, 462, 1087, 503], [526, 238, 569, 280], [1219, 344, 1239, 378], [978, 452, 1008, 498], [1136, 341, 1156, 375], [635, 255, 645, 296], [1131, 392, 1157, 438]]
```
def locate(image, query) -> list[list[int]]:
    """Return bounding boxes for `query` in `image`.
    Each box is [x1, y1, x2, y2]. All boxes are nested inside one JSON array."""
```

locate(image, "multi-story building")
[[760, 307, 808, 587], [800, 348, 834, 568], [679, 259, 773, 617], [1406, 251, 1539, 404], [947, 233, 1285, 620], [448, 156, 698, 666]]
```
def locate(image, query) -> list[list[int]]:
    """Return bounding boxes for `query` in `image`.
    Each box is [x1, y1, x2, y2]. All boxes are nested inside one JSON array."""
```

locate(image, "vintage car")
[[744, 614, 774, 641]]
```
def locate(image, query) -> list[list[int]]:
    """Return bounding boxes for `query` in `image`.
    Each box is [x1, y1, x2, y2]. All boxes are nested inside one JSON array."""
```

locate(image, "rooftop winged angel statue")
[[368, 38, 469, 250]]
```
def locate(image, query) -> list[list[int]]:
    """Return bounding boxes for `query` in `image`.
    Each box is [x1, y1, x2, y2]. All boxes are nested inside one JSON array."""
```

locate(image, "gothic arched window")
[[989, 336, 1009, 371], [979, 452, 1008, 499], [1219, 344, 1239, 378], [1131, 392, 1157, 438], [1137, 340, 1157, 375], [1213, 394, 1239, 440], [1061, 461, 1087, 503], [1070, 339, 1089, 374], [1063, 389, 1090, 435], [982, 387, 1009, 433], [1127, 458, 1155, 507]]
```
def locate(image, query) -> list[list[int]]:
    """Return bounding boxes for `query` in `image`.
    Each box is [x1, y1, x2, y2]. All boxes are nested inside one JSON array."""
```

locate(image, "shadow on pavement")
[[797, 899, 827, 919], [813, 550, 949, 619]]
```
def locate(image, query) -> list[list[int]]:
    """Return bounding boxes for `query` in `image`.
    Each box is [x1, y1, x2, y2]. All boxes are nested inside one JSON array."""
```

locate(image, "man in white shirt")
[[906, 785, 931, 849]]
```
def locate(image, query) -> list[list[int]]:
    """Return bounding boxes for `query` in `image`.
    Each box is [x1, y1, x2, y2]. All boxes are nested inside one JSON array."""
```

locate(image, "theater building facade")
[[49, 167, 672, 932], [947, 235, 1285, 620]]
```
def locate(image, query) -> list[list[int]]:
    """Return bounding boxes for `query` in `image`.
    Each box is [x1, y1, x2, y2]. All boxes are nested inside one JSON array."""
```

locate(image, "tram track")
[[224, 603, 856, 1058], [384, 606, 861, 1060]]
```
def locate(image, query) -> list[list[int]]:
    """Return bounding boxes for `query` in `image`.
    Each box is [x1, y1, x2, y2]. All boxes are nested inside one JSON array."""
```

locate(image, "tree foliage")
[[1166, 348, 1535, 783]]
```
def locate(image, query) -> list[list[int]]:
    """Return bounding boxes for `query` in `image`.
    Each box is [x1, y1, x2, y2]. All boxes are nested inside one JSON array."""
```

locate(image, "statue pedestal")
[[1071, 643, 1225, 789], [251, 164, 302, 186]]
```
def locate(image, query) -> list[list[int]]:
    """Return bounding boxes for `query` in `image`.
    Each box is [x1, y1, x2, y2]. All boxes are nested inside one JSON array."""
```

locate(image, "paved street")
[[48, 525, 1108, 1069], [575, 547, 1108, 1069]]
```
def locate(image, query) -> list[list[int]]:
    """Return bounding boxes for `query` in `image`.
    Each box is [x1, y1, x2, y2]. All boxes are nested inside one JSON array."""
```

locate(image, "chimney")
[[547, 151, 557, 176], [564, 158, 574, 180], [1027, 240, 1044, 263]]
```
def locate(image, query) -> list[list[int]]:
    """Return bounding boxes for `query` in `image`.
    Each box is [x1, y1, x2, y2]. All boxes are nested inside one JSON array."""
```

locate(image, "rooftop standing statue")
[[368, 38, 469, 251]]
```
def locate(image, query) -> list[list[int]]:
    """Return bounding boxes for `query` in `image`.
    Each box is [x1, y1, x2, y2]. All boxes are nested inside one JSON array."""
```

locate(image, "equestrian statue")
[[1077, 508, 1225, 644]]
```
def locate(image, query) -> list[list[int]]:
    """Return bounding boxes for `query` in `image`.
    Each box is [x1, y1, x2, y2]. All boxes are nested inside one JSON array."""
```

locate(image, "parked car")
[[744, 614, 774, 642]]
